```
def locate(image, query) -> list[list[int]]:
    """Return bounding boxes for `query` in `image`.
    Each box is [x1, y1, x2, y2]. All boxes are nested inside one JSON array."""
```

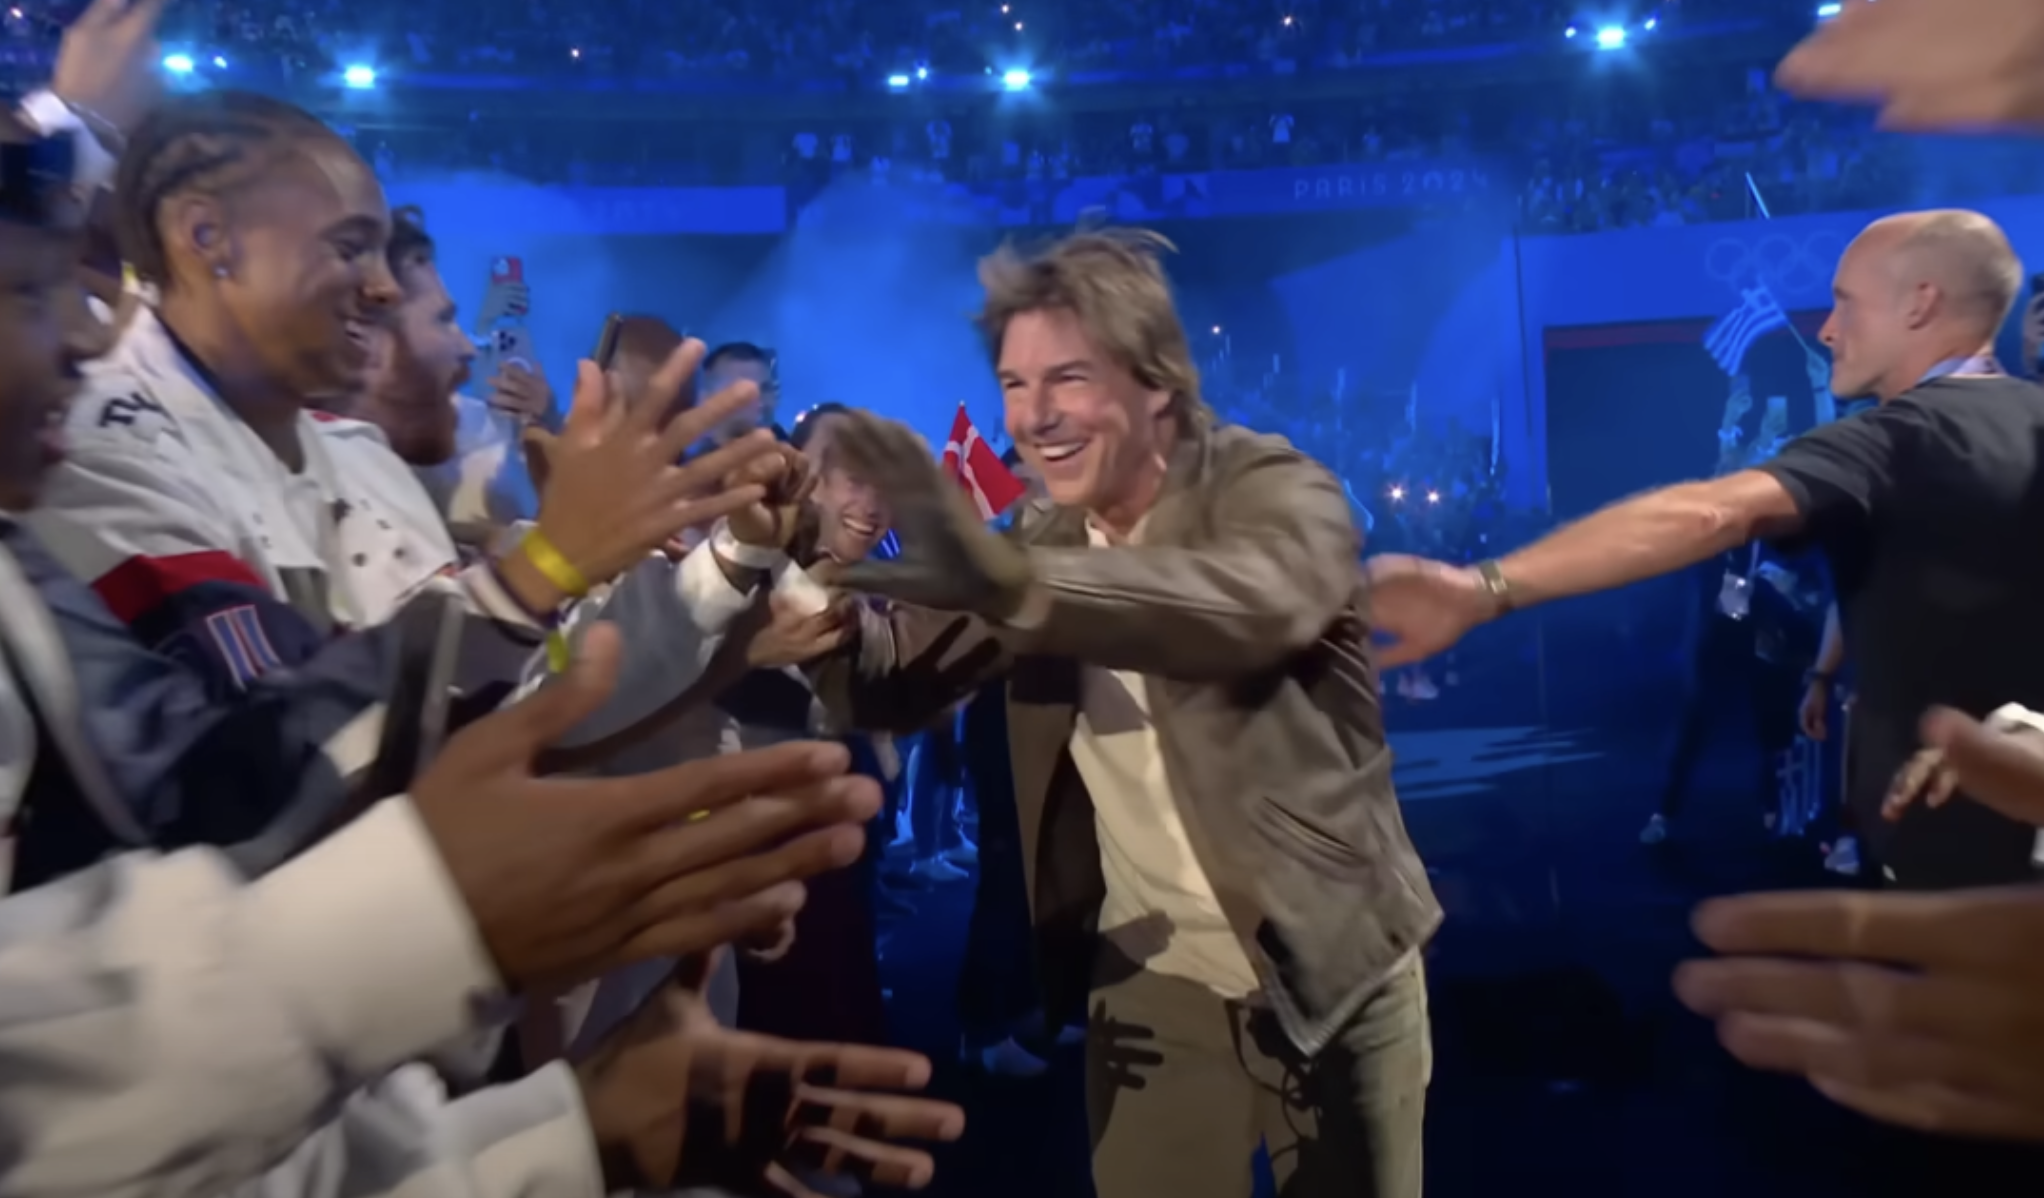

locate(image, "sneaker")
[[1824, 836, 1860, 875], [1639, 813, 1670, 845]]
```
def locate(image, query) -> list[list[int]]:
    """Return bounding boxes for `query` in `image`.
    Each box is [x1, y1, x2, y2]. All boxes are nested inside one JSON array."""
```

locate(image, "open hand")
[[52, 0, 168, 134], [1676, 883, 2044, 1142], [746, 592, 850, 669], [577, 954, 965, 1193], [830, 414, 1034, 619], [412, 624, 882, 991], [1359, 554, 1496, 668], [1777, 0, 2044, 130], [523, 341, 780, 590], [1676, 703, 2044, 1142]]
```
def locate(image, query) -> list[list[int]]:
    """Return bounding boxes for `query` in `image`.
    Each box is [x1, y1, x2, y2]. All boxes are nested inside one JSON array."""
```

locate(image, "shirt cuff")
[[445, 1062, 605, 1198], [238, 798, 505, 1083], [460, 562, 553, 635], [1986, 703, 2044, 737], [679, 535, 771, 632], [771, 559, 831, 615], [16, 89, 118, 194]]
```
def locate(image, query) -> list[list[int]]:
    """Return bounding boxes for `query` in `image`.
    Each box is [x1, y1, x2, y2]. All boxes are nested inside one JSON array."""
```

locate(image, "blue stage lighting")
[[1594, 26, 1626, 49], [1564, 25, 1577, 38], [915, 66, 928, 79], [213, 55, 227, 68], [1816, 1, 1842, 15], [1002, 68, 1031, 90], [1643, 16, 1657, 30], [162, 53, 194, 74], [886, 73, 910, 88], [342, 64, 376, 89]]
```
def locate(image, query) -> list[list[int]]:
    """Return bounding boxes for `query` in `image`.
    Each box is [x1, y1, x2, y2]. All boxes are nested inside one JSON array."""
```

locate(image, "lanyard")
[[1917, 355, 2002, 385]]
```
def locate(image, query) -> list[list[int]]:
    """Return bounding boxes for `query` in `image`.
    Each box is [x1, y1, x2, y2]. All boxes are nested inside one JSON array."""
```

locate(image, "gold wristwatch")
[[1474, 559, 1515, 615]]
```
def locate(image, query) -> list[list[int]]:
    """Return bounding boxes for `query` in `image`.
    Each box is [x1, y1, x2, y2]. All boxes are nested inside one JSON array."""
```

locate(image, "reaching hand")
[[1891, 706, 2044, 828], [487, 360, 555, 427], [746, 592, 851, 669], [577, 954, 965, 1194], [52, 0, 168, 134], [1675, 882, 2044, 1142], [411, 624, 881, 992], [1777, 0, 2044, 130], [1677, 703, 2044, 1141], [1359, 554, 1497, 668], [1796, 681, 1829, 742], [525, 341, 781, 590], [728, 445, 817, 550], [829, 414, 1034, 619]]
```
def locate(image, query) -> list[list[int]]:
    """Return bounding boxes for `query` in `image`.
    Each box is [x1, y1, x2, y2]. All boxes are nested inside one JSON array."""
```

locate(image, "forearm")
[[1023, 538, 1350, 681], [0, 801, 502, 1198], [812, 604, 1009, 737], [542, 537, 774, 751], [1496, 479, 1766, 610], [1814, 604, 1844, 675], [229, 1063, 601, 1198]]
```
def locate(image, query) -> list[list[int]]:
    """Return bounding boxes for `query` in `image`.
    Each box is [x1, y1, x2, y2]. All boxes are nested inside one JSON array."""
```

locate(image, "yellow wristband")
[[544, 630, 572, 675], [520, 528, 590, 599]]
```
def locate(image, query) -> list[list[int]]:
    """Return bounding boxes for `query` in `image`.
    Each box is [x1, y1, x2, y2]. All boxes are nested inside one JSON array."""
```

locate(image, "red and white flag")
[[941, 403, 1026, 519]]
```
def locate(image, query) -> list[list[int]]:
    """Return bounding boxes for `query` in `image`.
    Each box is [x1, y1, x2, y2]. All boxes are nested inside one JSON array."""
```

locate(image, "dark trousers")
[[1660, 616, 1801, 818], [1086, 946, 1430, 1198]]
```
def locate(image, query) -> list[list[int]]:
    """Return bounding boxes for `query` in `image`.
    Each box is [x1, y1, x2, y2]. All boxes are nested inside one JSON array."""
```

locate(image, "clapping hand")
[[410, 624, 881, 990], [830, 414, 1035, 619], [514, 340, 780, 604], [577, 953, 965, 1194]]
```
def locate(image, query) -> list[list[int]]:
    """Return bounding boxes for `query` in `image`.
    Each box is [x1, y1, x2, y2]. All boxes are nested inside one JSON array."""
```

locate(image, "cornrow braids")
[[113, 90, 337, 287]]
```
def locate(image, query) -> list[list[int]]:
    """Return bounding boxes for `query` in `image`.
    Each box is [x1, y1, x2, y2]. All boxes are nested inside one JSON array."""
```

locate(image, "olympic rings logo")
[[1704, 230, 1848, 295]]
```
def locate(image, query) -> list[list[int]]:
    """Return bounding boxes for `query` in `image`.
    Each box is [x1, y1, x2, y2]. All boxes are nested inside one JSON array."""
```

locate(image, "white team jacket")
[[0, 796, 559, 1198], [16, 309, 790, 1198]]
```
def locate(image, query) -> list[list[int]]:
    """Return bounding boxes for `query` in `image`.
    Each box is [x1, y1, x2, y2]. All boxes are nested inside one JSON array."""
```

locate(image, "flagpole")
[[1743, 173, 1817, 356]]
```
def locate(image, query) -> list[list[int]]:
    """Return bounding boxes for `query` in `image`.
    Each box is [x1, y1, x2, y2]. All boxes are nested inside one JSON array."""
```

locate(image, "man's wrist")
[[1471, 559, 1515, 619], [1804, 670, 1834, 687], [495, 548, 569, 615]]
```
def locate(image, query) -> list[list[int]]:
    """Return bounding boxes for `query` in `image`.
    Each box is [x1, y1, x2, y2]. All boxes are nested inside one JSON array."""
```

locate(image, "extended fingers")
[[781, 1124, 942, 1191], [1687, 887, 2044, 972], [620, 881, 809, 965], [615, 741, 853, 830], [1711, 1011, 2044, 1115], [631, 819, 872, 932], [1672, 957, 2037, 1042]]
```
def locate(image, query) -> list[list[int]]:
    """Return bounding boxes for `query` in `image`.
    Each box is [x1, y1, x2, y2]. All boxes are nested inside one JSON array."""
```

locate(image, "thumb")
[[1923, 707, 2044, 827], [502, 623, 624, 752]]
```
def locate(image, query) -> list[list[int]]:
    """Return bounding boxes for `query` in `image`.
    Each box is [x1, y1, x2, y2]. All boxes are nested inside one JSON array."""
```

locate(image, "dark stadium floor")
[[865, 662, 2044, 1198]]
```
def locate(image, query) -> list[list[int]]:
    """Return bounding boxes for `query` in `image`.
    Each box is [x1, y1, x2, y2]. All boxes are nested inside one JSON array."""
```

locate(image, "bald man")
[[1368, 208, 2044, 890]]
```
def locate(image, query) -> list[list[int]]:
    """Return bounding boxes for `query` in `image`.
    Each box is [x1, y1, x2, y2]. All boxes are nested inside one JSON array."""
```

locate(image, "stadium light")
[[213, 55, 227, 68], [162, 53, 194, 74], [1594, 25, 1626, 49], [342, 64, 377, 89], [915, 66, 928, 79], [1002, 68, 1031, 90], [1564, 25, 1577, 38], [886, 73, 910, 88]]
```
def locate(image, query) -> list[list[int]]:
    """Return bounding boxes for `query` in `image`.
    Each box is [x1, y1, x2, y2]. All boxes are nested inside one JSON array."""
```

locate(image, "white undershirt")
[[1071, 521, 1259, 998]]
